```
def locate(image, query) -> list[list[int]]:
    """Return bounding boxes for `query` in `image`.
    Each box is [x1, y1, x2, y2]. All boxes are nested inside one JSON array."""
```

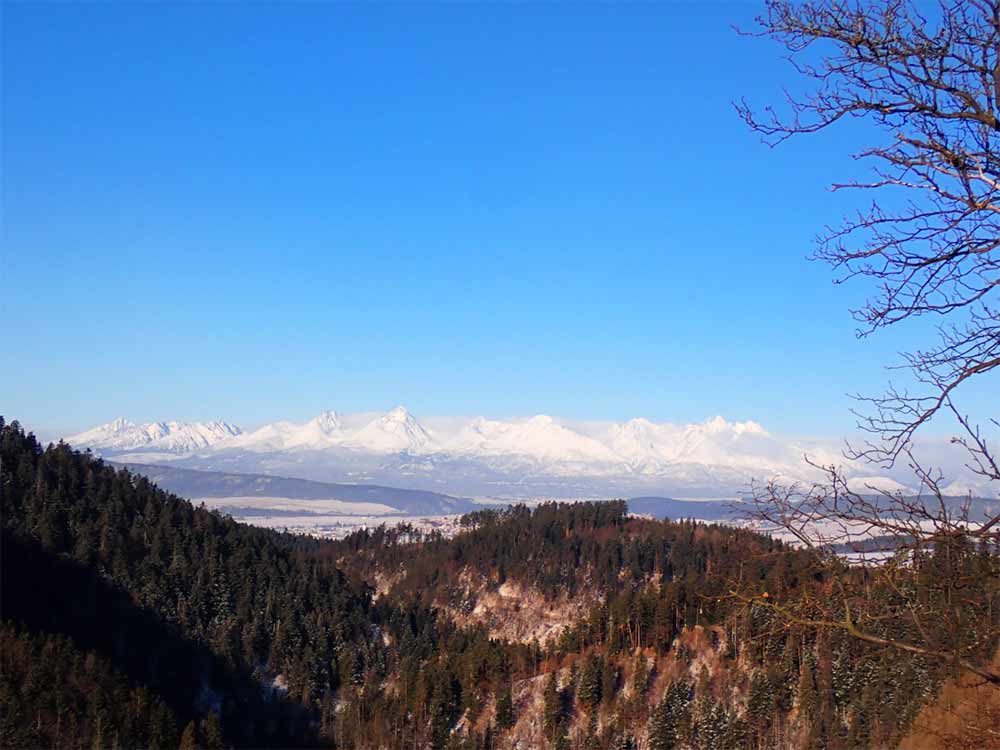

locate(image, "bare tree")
[[737, 0, 999, 460], [736, 0, 1000, 687], [734, 455, 1000, 685]]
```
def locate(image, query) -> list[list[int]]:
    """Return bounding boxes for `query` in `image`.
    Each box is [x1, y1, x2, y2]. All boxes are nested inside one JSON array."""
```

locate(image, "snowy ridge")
[[65, 418, 242, 452], [63, 406, 993, 497], [67, 408, 796, 470]]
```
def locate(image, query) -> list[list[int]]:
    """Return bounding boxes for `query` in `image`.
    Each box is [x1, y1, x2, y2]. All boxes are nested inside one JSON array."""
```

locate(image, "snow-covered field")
[[230, 514, 463, 539], [198, 494, 932, 562], [194, 495, 399, 516], [197, 495, 466, 539]]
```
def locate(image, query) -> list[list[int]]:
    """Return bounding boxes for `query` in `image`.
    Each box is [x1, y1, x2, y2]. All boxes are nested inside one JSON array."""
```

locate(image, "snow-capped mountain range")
[[63, 408, 992, 499], [66, 408, 799, 469], [67, 418, 242, 453]]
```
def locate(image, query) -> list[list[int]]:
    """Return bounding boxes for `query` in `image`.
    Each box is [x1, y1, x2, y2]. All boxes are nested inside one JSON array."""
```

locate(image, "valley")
[[104, 461, 741, 539], [5, 418, 996, 748]]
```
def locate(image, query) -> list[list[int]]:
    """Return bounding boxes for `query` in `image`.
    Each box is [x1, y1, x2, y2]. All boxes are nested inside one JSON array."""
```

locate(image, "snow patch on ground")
[[194, 495, 399, 516], [445, 572, 598, 645]]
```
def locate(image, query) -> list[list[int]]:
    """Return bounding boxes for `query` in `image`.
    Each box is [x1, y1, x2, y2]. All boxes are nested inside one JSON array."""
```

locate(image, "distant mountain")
[[626, 496, 740, 522], [627, 493, 1000, 528], [66, 408, 802, 469], [115, 462, 480, 516], [65, 418, 241, 452], [64, 407, 995, 499]]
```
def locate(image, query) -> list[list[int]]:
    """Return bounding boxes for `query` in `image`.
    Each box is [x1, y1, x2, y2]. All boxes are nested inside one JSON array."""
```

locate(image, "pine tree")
[[797, 650, 818, 719], [543, 673, 564, 742], [430, 669, 461, 750], [648, 680, 691, 750], [746, 669, 774, 746], [179, 720, 199, 750], [601, 657, 618, 707], [202, 712, 224, 750], [578, 653, 603, 710], [631, 654, 650, 697], [582, 711, 600, 750], [148, 704, 177, 750], [720, 709, 747, 750], [648, 697, 675, 750], [495, 682, 515, 730], [695, 700, 728, 750]]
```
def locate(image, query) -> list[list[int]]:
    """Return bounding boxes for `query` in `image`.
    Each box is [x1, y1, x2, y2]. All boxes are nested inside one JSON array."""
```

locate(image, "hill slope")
[[114, 461, 480, 515], [5, 418, 992, 749]]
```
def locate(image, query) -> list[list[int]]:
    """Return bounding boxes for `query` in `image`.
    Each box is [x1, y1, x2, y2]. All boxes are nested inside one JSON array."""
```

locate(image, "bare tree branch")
[[737, 0, 999, 465]]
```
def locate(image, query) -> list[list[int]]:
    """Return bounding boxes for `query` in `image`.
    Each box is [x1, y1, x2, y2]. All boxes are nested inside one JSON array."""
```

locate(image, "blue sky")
[[3, 1, 984, 437]]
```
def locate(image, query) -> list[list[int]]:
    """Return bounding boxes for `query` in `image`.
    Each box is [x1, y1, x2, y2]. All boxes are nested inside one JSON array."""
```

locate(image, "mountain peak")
[[619, 417, 657, 435], [310, 410, 342, 433], [703, 415, 729, 432], [64, 419, 241, 453], [385, 406, 414, 421], [346, 407, 431, 453]]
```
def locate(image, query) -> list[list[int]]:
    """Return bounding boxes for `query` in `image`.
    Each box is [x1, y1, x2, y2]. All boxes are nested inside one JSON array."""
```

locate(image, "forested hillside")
[[2, 418, 379, 746], [329, 503, 987, 749], [2, 418, 995, 748]]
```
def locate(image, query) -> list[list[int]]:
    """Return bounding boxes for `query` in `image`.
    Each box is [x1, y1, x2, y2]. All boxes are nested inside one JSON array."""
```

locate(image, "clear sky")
[[3, 1, 987, 437]]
